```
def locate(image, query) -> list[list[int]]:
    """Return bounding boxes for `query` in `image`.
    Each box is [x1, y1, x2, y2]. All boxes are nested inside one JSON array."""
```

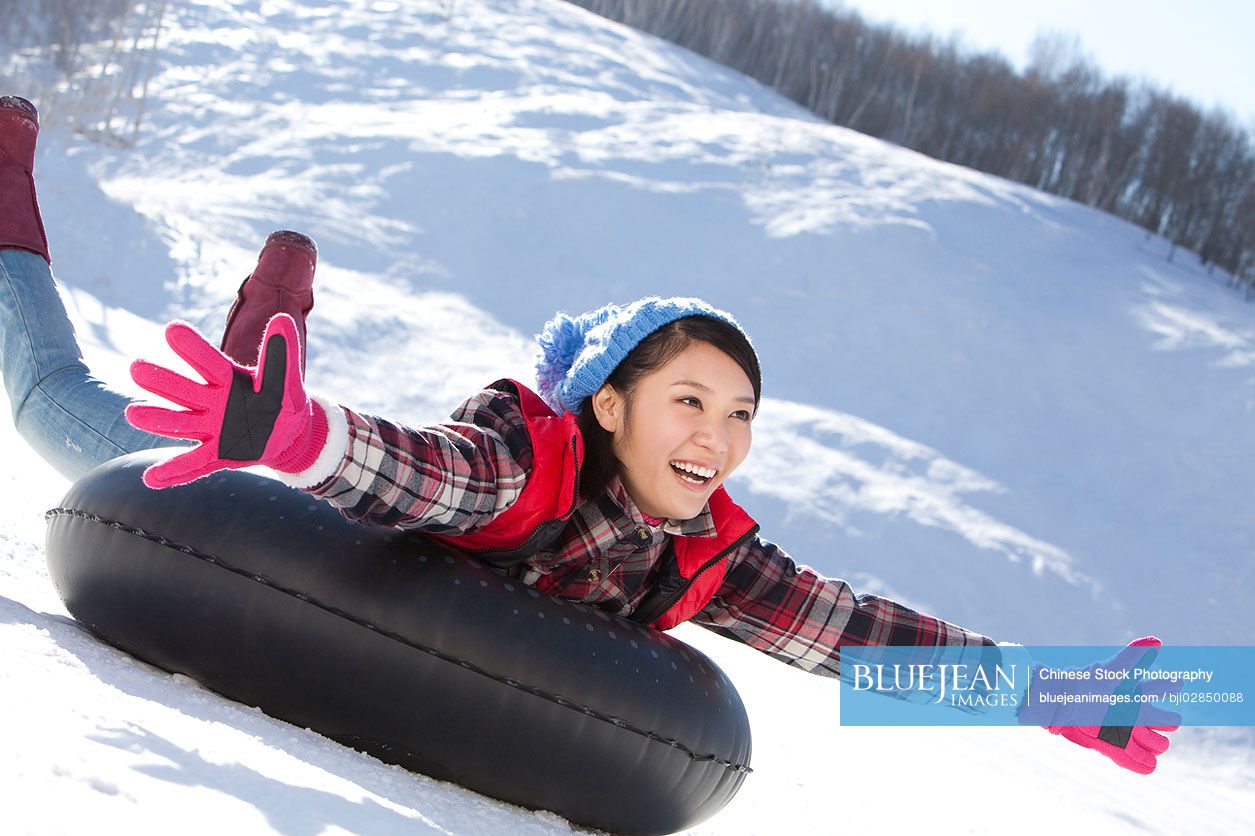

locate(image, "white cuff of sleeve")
[[269, 394, 350, 490]]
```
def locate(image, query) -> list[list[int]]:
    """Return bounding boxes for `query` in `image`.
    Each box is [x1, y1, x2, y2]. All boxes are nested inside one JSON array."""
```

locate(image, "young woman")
[[0, 96, 1178, 775]]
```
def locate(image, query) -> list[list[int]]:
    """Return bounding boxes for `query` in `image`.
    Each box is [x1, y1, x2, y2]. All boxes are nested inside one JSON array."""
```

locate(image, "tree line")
[[567, 0, 1255, 289]]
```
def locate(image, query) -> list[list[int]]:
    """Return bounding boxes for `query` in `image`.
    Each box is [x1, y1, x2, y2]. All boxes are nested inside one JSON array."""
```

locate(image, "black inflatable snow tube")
[[44, 451, 752, 835]]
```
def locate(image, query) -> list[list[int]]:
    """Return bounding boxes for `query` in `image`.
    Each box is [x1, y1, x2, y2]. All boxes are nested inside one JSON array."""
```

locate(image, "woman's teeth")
[[671, 461, 715, 484]]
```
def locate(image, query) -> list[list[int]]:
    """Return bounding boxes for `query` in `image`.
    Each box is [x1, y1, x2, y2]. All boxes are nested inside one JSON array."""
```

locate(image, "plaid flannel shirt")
[[300, 388, 997, 680]]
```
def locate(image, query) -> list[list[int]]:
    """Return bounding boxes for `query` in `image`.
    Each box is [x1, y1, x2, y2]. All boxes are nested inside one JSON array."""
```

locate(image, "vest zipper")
[[645, 523, 759, 625]]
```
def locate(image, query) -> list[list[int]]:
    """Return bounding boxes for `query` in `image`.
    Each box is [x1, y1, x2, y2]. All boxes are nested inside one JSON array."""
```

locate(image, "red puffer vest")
[[426, 380, 759, 630]]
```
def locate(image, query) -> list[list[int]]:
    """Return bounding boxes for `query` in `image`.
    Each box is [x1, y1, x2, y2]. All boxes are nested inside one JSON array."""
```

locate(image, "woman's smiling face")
[[591, 340, 756, 521]]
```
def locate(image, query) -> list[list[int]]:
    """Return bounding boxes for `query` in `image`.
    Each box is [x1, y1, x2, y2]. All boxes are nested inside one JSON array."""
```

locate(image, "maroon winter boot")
[[220, 230, 317, 372], [0, 96, 51, 262]]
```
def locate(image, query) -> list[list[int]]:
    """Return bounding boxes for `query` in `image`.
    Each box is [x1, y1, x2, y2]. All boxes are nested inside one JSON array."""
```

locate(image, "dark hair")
[[575, 315, 761, 503]]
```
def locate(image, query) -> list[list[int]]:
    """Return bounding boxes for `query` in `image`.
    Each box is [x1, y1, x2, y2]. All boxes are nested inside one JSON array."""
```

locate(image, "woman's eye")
[[732, 410, 752, 422], [679, 397, 702, 409]]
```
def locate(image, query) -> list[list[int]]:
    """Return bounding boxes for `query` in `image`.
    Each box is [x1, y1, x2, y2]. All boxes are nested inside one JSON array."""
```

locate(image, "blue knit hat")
[[535, 296, 749, 415]]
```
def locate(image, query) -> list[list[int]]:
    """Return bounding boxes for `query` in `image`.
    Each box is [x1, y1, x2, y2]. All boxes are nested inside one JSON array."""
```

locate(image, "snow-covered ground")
[[2, 0, 1253, 832]]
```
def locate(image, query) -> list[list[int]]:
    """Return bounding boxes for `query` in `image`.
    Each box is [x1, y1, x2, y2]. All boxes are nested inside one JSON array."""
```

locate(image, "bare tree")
[[0, 0, 164, 145]]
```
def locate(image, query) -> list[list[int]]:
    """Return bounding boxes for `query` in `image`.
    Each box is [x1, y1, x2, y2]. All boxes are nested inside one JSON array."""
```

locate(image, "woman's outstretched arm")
[[690, 535, 996, 679], [290, 387, 532, 536]]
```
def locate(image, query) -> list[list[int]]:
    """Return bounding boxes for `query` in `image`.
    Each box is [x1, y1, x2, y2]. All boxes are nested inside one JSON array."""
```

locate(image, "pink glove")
[[1020, 636, 1181, 775], [125, 314, 327, 489]]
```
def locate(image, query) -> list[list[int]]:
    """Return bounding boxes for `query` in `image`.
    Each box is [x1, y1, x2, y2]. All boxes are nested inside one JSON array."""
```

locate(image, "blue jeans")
[[0, 248, 176, 480]]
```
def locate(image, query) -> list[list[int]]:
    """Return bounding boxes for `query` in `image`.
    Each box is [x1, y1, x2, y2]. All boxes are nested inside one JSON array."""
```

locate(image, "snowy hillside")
[[2, 0, 1253, 833]]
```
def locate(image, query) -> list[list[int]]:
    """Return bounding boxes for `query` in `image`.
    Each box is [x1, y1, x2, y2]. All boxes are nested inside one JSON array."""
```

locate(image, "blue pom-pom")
[[535, 312, 581, 403]]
